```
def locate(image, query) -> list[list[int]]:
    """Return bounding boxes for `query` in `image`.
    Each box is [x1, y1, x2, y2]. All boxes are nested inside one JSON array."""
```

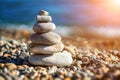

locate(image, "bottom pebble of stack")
[[28, 50, 73, 67]]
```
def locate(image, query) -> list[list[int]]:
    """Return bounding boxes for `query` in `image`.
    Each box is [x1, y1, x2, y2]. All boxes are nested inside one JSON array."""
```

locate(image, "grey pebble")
[[19, 49, 29, 59], [30, 31, 61, 45], [33, 23, 56, 33], [28, 42, 64, 54]]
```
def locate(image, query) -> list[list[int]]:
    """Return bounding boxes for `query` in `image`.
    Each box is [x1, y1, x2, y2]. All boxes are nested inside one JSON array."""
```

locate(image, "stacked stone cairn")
[[28, 10, 73, 67]]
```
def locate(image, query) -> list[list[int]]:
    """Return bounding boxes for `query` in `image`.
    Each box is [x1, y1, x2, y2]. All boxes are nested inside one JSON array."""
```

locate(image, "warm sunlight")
[[113, 0, 120, 5], [111, 0, 120, 7], [105, 0, 120, 12]]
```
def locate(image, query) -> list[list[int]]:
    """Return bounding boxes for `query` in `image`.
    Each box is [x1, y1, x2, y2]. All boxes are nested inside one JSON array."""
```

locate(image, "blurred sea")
[[0, 0, 82, 27], [0, 0, 78, 36], [0, 0, 74, 35], [1, 0, 120, 37]]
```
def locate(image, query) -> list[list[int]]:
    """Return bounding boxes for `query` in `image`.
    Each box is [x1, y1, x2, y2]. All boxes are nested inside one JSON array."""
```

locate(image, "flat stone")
[[33, 23, 56, 33], [36, 15, 52, 22], [30, 32, 61, 45], [28, 50, 73, 67], [28, 42, 64, 54]]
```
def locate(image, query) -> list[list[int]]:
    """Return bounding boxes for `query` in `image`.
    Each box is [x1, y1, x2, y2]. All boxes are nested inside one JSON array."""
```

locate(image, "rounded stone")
[[0, 73, 12, 80], [0, 76, 5, 80], [5, 63, 17, 71], [39, 10, 49, 16], [28, 50, 73, 67], [28, 42, 64, 54], [33, 23, 56, 33], [36, 15, 52, 22], [30, 32, 61, 45]]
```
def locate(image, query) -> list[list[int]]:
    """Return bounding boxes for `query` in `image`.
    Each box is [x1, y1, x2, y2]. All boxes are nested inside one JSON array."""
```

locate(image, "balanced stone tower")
[[28, 10, 73, 67]]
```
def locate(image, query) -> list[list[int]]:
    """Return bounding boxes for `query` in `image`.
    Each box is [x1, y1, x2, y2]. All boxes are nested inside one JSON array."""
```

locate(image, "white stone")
[[36, 15, 52, 22], [33, 22, 56, 33], [28, 42, 64, 54], [28, 50, 73, 67]]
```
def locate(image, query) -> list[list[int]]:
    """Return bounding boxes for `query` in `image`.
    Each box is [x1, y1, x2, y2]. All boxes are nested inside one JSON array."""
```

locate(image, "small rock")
[[39, 10, 49, 16], [10, 70, 20, 76], [54, 78, 61, 80], [0, 76, 5, 80], [5, 63, 17, 71], [28, 42, 64, 54], [19, 52, 29, 59], [11, 76, 19, 80], [36, 15, 52, 22], [0, 63, 5, 68], [0, 40, 6, 46], [30, 32, 61, 45], [8, 40, 18, 45], [64, 77, 71, 80], [33, 23, 56, 33], [81, 57, 90, 64], [3, 53, 10, 58], [54, 77, 61, 80], [48, 66, 57, 74], [0, 73, 12, 80], [3, 67, 8, 73], [17, 66, 24, 70], [28, 50, 73, 67]]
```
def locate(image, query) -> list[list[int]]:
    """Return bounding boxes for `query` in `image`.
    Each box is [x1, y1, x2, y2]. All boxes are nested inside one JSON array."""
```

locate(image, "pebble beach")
[[0, 27, 120, 80]]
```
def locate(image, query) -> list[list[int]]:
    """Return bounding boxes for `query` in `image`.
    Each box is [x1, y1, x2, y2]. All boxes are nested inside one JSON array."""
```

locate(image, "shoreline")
[[1, 25, 120, 38]]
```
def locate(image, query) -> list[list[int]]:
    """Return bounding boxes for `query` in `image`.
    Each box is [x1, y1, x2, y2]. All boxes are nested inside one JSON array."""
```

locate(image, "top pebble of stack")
[[39, 10, 49, 16]]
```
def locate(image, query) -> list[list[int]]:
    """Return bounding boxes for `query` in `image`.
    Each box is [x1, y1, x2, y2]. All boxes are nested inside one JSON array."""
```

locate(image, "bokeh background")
[[1, 0, 120, 37]]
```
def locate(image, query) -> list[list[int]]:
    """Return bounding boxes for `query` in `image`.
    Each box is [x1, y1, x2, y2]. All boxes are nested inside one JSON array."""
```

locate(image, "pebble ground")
[[0, 28, 120, 80]]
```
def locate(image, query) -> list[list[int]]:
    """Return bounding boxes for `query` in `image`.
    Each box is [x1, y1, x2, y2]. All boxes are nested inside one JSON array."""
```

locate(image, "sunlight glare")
[[111, 0, 120, 7]]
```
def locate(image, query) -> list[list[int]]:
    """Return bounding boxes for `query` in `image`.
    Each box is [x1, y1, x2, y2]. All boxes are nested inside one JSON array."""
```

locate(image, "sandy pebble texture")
[[0, 39, 120, 80]]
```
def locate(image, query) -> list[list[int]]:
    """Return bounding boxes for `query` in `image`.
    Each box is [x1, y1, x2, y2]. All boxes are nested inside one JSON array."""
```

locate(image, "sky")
[[0, 0, 120, 26]]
